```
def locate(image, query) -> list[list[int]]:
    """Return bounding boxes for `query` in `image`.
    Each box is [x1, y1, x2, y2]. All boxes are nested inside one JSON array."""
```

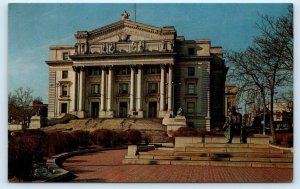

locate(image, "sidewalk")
[[62, 149, 293, 183]]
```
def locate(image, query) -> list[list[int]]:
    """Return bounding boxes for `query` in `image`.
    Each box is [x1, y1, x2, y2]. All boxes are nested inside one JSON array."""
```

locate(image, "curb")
[[45, 146, 127, 182], [269, 144, 293, 152]]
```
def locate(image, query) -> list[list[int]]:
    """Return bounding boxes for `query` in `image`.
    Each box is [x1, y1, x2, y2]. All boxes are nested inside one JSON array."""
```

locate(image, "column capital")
[[160, 64, 167, 69], [72, 66, 79, 72], [108, 65, 114, 70], [79, 66, 85, 71], [130, 64, 136, 70], [168, 64, 174, 69]]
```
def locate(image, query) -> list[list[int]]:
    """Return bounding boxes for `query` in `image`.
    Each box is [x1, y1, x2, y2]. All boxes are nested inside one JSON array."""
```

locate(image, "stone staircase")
[[123, 143, 293, 168]]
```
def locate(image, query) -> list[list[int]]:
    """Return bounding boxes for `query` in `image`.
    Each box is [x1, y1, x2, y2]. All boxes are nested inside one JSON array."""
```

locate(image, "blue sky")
[[8, 3, 290, 103]]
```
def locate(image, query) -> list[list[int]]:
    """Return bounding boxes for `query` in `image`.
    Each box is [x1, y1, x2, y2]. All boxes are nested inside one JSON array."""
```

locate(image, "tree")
[[8, 87, 35, 126], [225, 6, 293, 143]]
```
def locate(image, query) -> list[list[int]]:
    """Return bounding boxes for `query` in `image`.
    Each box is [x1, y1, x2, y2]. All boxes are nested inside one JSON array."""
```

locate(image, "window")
[[188, 48, 195, 55], [88, 68, 101, 76], [62, 85, 68, 97], [93, 68, 100, 75], [62, 70, 68, 79], [188, 67, 195, 76], [61, 103, 68, 114], [187, 102, 195, 114], [62, 52, 69, 60], [91, 84, 100, 95], [148, 83, 158, 94], [146, 67, 160, 74], [187, 83, 196, 94], [119, 83, 129, 94], [117, 67, 131, 75]]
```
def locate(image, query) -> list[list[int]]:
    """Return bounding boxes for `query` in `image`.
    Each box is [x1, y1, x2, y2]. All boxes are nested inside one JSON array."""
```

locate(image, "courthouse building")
[[46, 12, 227, 129]]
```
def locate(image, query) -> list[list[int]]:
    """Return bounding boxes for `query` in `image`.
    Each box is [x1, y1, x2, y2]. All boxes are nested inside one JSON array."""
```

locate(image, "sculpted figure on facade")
[[139, 40, 144, 52], [121, 11, 130, 20]]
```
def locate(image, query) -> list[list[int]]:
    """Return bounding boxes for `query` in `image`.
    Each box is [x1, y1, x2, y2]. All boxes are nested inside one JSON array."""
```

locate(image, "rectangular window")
[[148, 83, 158, 94], [188, 48, 195, 55], [187, 83, 195, 94], [188, 67, 195, 76], [119, 83, 129, 94], [93, 68, 100, 75], [146, 67, 160, 74], [187, 102, 195, 114], [118, 67, 131, 75], [91, 84, 100, 95], [61, 103, 68, 114], [62, 52, 69, 60], [62, 85, 68, 97], [62, 70, 68, 79]]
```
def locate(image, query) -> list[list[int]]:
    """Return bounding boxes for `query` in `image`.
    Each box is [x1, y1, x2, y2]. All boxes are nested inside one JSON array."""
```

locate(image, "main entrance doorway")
[[119, 102, 128, 118], [91, 102, 99, 118], [148, 101, 157, 118]]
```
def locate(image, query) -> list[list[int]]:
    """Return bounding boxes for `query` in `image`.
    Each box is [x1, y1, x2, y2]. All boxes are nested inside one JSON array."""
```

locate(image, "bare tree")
[[225, 6, 293, 143], [8, 87, 34, 126]]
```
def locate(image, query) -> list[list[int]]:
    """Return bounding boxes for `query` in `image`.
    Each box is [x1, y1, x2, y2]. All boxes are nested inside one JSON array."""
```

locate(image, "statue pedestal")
[[30, 115, 41, 129], [164, 115, 187, 137]]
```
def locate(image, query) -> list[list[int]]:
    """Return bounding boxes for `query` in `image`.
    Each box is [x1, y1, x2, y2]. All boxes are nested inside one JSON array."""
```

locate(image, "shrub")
[[118, 131, 128, 144], [143, 133, 152, 145], [72, 130, 91, 148], [23, 129, 46, 137], [46, 132, 79, 156], [127, 129, 142, 144], [173, 127, 199, 137], [8, 134, 47, 180], [276, 133, 293, 147], [91, 129, 114, 147]]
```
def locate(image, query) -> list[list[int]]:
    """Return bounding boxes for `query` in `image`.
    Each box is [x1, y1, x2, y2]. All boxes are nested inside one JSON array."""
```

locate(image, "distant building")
[[45, 12, 227, 129]]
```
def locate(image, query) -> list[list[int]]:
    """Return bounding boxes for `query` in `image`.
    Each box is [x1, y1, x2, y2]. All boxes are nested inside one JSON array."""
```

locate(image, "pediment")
[[87, 20, 176, 44]]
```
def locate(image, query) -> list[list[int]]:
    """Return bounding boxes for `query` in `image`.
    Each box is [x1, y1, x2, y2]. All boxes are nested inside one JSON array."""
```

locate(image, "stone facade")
[[46, 12, 227, 129]]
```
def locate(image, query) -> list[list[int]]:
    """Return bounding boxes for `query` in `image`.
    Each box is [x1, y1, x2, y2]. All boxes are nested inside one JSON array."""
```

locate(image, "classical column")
[[167, 64, 173, 111], [136, 65, 142, 111], [100, 67, 106, 111], [71, 67, 77, 111], [107, 66, 113, 111], [78, 67, 85, 111], [160, 64, 166, 111], [130, 65, 135, 111]]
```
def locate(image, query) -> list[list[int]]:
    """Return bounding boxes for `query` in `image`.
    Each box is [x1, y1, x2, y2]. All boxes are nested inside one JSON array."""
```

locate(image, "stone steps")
[[122, 159, 293, 168], [123, 143, 293, 168]]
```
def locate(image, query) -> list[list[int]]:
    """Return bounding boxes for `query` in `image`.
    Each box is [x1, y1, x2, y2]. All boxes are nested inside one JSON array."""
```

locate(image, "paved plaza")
[[62, 149, 293, 183]]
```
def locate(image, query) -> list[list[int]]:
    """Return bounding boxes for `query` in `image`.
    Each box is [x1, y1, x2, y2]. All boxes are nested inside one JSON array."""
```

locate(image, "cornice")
[[45, 60, 73, 66], [88, 19, 176, 39], [70, 52, 176, 61]]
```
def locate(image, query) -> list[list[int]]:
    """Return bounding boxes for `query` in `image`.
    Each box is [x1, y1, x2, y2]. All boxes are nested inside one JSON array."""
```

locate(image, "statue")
[[121, 11, 130, 20], [177, 106, 183, 116]]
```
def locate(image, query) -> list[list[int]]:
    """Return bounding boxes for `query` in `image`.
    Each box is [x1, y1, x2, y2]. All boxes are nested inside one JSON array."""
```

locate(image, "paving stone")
[[190, 156, 211, 161], [270, 158, 293, 163], [185, 147, 227, 152], [230, 157, 270, 162], [63, 149, 293, 182], [153, 155, 190, 160], [248, 144, 269, 148], [171, 161, 210, 166], [138, 155, 154, 159], [204, 143, 248, 148]]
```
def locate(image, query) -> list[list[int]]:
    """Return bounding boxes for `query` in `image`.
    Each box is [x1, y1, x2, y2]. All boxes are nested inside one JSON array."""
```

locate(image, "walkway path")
[[62, 149, 293, 183]]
